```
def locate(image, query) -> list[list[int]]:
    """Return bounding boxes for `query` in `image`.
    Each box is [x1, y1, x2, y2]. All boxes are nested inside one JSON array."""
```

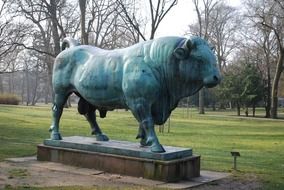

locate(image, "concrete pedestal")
[[37, 136, 200, 182]]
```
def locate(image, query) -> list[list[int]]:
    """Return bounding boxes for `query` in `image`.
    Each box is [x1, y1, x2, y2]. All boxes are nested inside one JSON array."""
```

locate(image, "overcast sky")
[[156, 0, 242, 37]]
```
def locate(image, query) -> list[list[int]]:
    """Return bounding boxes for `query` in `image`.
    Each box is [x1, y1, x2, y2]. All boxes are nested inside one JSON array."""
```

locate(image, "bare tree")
[[241, 19, 276, 118], [191, 0, 219, 114], [115, 0, 142, 43], [191, 0, 218, 39], [77, 0, 139, 49], [42, 0, 63, 56], [261, 28, 275, 118], [148, 0, 177, 39], [89, 0, 119, 47], [117, 0, 147, 41], [0, 1, 30, 75], [209, 3, 240, 72], [11, 0, 56, 103], [245, 0, 284, 118], [0, 11, 26, 94], [2, 49, 22, 93], [117, 0, 178, 40], [10, 0, 79, 103]]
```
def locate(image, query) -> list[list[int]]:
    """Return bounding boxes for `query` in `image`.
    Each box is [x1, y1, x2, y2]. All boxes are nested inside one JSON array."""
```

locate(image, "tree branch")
[[117, 0, 146, 41], [12, 42, 55, 57], [260, 21, 282, 49]]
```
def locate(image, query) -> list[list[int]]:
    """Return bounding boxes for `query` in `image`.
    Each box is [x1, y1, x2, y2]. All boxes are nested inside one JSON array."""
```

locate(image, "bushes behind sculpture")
[[0, 93, 20, 105]]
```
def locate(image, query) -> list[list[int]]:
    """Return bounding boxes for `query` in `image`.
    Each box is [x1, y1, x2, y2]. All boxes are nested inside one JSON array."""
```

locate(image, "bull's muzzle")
[[203, 74, 221, 88]]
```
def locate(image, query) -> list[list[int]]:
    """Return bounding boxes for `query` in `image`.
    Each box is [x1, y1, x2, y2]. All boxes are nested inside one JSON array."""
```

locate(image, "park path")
[[0, 156, 261, 189]]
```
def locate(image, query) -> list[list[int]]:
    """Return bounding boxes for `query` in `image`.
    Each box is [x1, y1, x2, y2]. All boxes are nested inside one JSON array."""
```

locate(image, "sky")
[[156, 0, 242, 37]]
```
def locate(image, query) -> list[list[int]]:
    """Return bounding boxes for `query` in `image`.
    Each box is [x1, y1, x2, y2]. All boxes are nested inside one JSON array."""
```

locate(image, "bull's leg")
[[141, 118, 165, 152], [98, 109, 107, 118], [84, 110, 109, 141], [131, 101, 165, 153], [136, 124, 151, 146], [49, 93, 69, 140]]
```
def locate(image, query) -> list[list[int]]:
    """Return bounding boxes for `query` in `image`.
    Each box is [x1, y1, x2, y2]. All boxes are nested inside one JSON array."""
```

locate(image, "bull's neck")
[[163, 61, 203, 111]]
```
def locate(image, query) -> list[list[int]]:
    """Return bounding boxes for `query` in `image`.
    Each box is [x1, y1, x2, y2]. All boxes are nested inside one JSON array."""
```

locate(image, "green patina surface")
[[50, 36, 220, 153]]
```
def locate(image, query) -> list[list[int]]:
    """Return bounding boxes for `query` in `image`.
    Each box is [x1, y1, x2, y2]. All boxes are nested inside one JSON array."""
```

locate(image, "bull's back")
[[53, 37, 180, 108], [53, 46, 126, 108], [73, 52, 126, 107]]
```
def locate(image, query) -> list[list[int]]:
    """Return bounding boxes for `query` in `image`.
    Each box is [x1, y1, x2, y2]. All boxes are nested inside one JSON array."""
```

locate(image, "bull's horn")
[[186, 39, 193, 50], [61, 37, 80, 51]]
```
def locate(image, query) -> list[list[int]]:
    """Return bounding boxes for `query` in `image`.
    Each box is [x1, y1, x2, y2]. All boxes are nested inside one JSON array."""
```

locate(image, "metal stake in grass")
[[231, 151, 240, 170]]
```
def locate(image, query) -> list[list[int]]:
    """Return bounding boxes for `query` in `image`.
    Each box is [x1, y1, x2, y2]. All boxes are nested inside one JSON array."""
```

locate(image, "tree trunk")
[[265, 71, 271, 118], [237, 102, 240, 116], [8, 73, 13, 93], [37, 18, 53, 103], [245, 107, 248, 117], [44, 71, 50, 104], [187, 97, 190, 118], [47, 0, 61, 103], [31, 63, 40, 106], [271, 50, 283, 119], [21, 73, 25, 105], [25, 69, 30, 106], [167, 116, 171, 133], [271, 95, 278, 118], [264, 44, 272, 118], [50, 0, 61, 56], [150, 30, 155, 40], [252, 103, 256, 117], [212, 102, 216, 111], [265, 105, 270, 118], [79, 0, 88, 45], [199, 88, 205, 114], [0, 75, 3, 93], [159, 125, 164, 133], [47, 59, 53, 102]]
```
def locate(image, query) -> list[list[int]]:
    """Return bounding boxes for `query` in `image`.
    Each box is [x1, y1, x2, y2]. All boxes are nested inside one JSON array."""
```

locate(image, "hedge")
[[0, 94, 20, 105]]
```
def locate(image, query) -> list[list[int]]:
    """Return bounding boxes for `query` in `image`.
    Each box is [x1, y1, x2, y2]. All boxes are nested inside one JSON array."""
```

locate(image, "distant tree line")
[[0, 0, 177, 106], [0, 0, 283, 118], [186, 0, 284, 118]]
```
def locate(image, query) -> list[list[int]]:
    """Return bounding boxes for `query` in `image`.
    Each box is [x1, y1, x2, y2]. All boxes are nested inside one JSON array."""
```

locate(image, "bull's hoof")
[[51, 132, 62, 140], [136, 133, 143, 139], [140, 138, 152, 147], [96, 133, 109, 141], [151, 143, 166, 153], [49, 125, 54, 132]]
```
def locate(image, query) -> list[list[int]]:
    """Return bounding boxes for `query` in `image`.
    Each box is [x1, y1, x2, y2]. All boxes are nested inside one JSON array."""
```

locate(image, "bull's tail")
[[61, 37, 80, 51]]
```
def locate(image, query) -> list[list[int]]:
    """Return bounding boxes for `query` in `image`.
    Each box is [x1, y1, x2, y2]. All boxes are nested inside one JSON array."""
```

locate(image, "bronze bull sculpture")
[[49, 36, 221, 153]]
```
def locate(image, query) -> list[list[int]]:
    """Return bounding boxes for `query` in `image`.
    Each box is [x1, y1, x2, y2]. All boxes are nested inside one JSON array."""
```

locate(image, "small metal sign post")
[[231, 151, 240, 170]]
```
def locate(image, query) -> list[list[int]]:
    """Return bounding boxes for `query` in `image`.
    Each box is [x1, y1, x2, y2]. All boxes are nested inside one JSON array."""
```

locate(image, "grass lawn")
[[0, 104, 284, 190]]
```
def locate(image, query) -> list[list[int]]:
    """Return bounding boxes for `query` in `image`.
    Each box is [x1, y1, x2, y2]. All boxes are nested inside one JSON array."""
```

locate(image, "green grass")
[[3, 186, 153, 190], [0, 104, 284, 190]]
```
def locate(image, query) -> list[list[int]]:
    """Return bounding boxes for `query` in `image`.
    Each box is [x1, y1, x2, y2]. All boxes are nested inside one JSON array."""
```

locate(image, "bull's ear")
[[173, 48, 188, 60]]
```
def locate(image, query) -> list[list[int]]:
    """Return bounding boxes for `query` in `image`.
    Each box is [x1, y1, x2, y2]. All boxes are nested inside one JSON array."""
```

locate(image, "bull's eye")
[[197, 58, 204, 64]]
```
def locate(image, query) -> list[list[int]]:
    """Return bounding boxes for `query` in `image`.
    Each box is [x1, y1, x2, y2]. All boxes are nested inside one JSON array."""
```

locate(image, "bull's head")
[[173, 37, 221, 88]]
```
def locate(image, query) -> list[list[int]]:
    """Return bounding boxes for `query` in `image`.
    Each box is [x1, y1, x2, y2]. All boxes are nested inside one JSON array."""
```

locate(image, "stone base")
[[37, 136, 200, 182]]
